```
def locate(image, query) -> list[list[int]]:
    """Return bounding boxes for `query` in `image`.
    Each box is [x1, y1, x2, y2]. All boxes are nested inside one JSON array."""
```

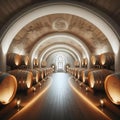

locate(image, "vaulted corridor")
[[8, 73, 119, 120], [0, 1, 120, 120]]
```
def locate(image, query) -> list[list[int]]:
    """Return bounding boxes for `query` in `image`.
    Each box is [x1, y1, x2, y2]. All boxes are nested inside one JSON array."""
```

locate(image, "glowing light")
[[16, 98, 21, 108], [32, 87, 36, 92], [100, 99, 104, 107], [85, 86, 89, 92]]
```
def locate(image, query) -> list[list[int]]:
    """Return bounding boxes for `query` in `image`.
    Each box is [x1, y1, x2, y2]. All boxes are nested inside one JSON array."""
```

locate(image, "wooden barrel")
[[81, 58, 88, 67], [21, 55, 29, 66], [27, 69, 39, 84], [0, 73, 17, 105], [8, 70, 33, 91], [35, 68, 44, 81], [84, 58, 88, 67], [33, 58, 39, 67], [100, 53, 114, 66], [88, 69, 113, 90], [81, 59, 85, 67], [76, 68, 85, 80], [73, 68, 78, 77], [104, 73, 120, 105], [7, 53, 22, 67], [91, 55, 100, 66], [42, 68, 47, 78], [74, 61, 80, 67], [81, 69, 94, 84]]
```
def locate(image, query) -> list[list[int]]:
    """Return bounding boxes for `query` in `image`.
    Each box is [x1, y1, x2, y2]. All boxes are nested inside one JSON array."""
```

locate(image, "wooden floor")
[[9, 73, 119, 120]]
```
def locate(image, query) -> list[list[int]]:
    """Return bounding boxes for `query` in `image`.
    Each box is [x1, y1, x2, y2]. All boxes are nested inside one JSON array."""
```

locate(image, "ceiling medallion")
[[52, 18, 68, 31]]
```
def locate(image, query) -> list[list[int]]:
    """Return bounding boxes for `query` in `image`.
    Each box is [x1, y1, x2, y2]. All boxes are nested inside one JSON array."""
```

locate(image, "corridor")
[[9, 73, 112, 120], [0, 1, 120, 120]]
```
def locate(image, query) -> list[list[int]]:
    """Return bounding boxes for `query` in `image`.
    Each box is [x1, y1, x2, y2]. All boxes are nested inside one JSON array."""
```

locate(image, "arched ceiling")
[[0, 0, 120, 28], [42, 49, 78, 61], [8, 13, 112, 55], [0, 0, 120, 71]]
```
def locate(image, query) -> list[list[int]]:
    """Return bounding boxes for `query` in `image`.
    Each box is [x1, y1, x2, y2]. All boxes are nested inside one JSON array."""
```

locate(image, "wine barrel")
[[7, 53, 22, 67], [33, 58, 39, 67], [84, 58, 88, 67], [42, 68, 48, 78], [91, 55, 100, 66], [81, 58, 88, 67], [27, 69, 39, 84], [76, 68, 85, 80], [88, 69, 113, 90], [42, 68, 47, 78], [74, 61, 80, 67], [104, 73, 120, 105], [8, 70, 33, 91], [35, 68, 44, 81], [73, 68, 78, 78], [100, 53, 114, 66], [0, 73, 17, 105], [21, 55, 29, 66], [81, 69, 94, 84]]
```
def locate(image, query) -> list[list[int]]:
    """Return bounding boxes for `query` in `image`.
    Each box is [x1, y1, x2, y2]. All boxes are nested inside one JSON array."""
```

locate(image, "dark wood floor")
[[9, 73, 118, 120]]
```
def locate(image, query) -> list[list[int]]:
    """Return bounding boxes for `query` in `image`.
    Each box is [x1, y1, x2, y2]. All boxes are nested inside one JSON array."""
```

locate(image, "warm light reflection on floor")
[[68, 77, 111, 120], [9, 73, 115, 120], [9, 76, 53, 120]]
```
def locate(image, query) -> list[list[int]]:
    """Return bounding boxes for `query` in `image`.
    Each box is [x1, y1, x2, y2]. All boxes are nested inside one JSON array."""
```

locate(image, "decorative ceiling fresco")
[[8, 14, 113, 56]]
